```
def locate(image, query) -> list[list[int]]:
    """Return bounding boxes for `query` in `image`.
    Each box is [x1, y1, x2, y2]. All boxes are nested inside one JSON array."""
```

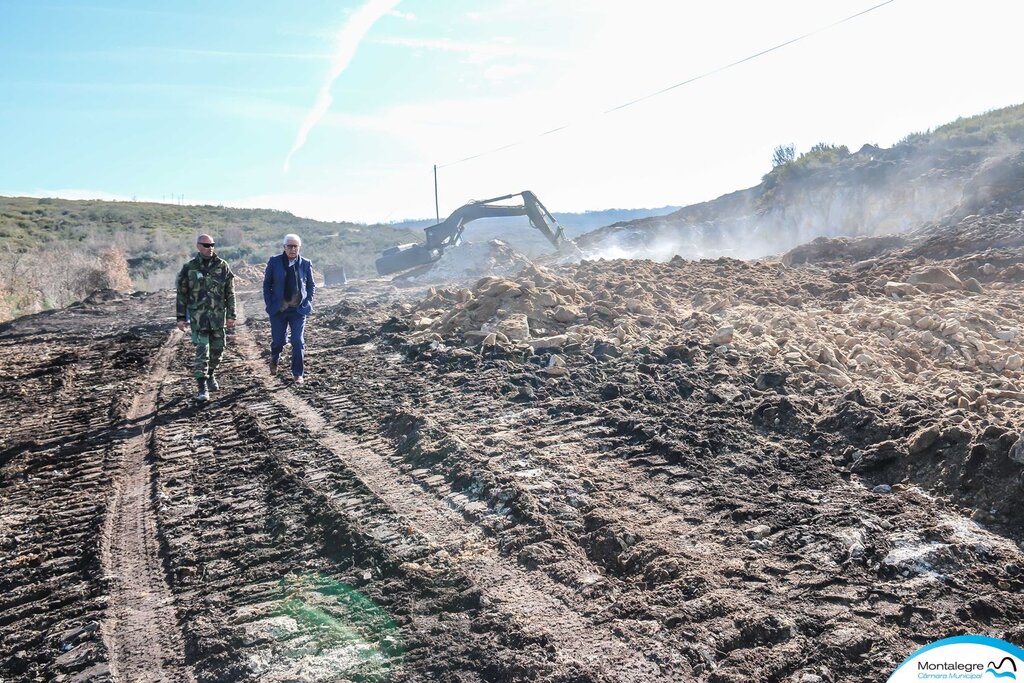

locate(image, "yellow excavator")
[[375, 190, 581, 275]]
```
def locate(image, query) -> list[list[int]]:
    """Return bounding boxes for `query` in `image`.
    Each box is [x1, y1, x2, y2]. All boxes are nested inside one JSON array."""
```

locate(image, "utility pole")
[[433, 164, 439, 223]]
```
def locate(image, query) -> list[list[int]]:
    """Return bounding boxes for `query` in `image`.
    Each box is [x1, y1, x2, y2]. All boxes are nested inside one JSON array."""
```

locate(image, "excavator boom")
[[376, 191, 579, 276]]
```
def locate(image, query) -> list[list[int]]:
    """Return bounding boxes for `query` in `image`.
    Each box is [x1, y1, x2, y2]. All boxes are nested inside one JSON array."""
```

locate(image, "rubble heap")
[[401, 213, 1024, 424]]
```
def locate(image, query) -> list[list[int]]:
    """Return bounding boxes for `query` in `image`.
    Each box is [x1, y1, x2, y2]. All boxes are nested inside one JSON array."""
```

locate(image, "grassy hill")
[[578, 102, 1024, 259], [0, 197, 419, 320]]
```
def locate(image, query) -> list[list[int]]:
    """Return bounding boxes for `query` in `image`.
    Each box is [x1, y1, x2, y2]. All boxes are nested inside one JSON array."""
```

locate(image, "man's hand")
[[176, 321, 188, 332], [226, 319, 236, 329]]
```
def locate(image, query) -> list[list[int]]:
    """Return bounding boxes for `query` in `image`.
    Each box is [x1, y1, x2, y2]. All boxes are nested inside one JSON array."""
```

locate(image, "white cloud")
[[283, 0, 403, 173], [388, 9, 416, 21], [372, 35, 566, 62]]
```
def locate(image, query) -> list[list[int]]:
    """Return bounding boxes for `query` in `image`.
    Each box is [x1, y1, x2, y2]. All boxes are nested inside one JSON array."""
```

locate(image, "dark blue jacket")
[[263, 253, 315, 316]]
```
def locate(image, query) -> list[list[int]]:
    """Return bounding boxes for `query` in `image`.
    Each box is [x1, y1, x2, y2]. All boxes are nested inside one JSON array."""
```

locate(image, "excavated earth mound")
[[2, 210, 1023, 683], [398, 239, 536, 286]]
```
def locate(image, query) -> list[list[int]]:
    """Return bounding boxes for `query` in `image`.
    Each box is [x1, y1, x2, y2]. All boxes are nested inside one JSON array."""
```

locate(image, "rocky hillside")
[[579, 103, 1024, 260]]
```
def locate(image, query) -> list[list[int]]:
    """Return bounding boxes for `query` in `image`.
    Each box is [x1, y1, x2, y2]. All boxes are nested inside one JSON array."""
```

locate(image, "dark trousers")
[[270, 308, 306, 377]]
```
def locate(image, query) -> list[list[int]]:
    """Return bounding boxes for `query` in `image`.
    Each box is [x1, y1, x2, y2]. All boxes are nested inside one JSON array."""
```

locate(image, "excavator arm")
[[376, 191, 580, 276]]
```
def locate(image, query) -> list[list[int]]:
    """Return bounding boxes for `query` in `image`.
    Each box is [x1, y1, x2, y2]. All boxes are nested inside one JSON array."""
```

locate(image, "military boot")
[[207, 373, 220, 391], [196, 378, 209, 402]]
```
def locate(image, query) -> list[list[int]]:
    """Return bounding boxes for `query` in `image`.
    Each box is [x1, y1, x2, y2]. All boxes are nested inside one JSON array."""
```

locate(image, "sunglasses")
[[198, 242, 215, 248]]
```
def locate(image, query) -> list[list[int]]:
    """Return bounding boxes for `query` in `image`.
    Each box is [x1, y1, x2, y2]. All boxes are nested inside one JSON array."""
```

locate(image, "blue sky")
[[2, 0, 1022, 223]]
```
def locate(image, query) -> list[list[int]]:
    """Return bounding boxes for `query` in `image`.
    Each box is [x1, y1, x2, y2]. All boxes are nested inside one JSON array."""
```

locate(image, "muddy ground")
[[2, 212, 1024, 683]]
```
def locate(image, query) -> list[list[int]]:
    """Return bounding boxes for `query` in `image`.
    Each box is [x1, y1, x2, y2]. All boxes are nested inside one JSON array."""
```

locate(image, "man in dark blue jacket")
[[263, 233, 316, 384]]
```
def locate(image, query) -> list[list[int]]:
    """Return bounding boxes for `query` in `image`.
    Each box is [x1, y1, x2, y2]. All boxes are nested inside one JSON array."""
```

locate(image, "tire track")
[[148, 336, 565, 681], [99, 329, 193, 683], [235, 300, 670, 681], [0, 327, 166, 682]]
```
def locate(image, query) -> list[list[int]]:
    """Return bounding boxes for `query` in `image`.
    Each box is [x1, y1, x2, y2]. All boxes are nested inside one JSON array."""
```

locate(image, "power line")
[[437, 0, 896, 170]]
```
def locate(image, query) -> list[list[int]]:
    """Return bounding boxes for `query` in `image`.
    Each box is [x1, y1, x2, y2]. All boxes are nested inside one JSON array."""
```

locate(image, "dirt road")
[[2, 229, 1023, 681]]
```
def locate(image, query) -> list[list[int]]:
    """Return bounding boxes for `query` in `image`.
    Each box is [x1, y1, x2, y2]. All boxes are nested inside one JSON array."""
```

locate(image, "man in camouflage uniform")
[[176, 233, 236, 402]]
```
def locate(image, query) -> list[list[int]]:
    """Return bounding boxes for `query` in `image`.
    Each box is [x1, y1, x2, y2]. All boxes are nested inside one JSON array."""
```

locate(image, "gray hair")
[[283, 233, 302, 246]]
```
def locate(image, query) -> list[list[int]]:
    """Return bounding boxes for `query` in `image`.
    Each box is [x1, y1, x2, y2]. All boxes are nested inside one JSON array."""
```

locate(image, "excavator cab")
[[375, 191, 580, 276]]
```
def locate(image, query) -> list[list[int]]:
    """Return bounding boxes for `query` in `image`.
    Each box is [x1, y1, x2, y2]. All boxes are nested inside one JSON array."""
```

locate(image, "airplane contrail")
[[284, 0, 402, 172]]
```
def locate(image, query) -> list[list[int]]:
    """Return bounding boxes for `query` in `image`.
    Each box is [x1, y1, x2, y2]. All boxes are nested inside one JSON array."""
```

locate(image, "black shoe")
[[207, 374, 219, 391], [196, 378, 209, 402]]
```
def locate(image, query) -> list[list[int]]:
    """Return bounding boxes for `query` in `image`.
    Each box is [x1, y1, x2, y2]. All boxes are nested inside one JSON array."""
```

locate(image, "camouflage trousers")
[[190, 327, 226, 379]]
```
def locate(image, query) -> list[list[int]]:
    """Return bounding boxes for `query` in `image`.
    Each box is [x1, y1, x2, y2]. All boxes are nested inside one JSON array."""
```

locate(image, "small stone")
[[552, 306, 580, 323], [710, 326, 734, 346], [907, 266, 964, 291], [706, 384, 742, 403], [1009, 435, 1024, 465], [496, 313, 530, 341], [755, 371, 788, 390], [908, 427, 940, 454], [528, 335, 567, 351], [871, 484, 892, 494], [537, 291, 559, 307], [884, 281, 918, 298]]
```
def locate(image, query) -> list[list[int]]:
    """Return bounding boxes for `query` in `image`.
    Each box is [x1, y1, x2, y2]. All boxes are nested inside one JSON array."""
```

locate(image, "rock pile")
[[406, 240, 535, 285], [399, 213, 1024, 426]]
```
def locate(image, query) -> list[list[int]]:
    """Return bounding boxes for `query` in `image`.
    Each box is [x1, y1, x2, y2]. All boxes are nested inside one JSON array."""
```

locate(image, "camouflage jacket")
[[175, 254, 236, 330]]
